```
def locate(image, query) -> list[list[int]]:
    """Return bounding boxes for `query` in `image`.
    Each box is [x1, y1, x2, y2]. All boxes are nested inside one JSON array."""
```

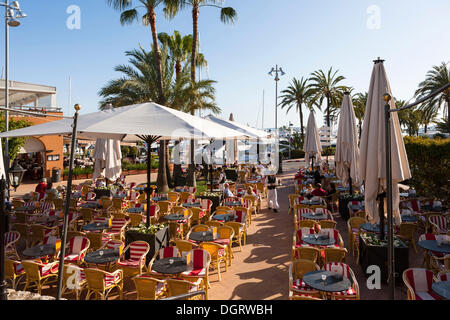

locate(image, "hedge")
[[403, 136, 450, 200]]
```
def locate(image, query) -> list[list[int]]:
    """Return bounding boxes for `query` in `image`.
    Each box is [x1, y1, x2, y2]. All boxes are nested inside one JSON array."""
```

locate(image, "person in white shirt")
[[223, 183, 234, 198]]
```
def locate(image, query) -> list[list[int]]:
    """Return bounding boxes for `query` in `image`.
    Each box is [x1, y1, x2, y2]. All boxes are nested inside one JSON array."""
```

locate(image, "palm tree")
[[415, 62, 450, 133], [164, 0, 237, 186], [309, 67, 347, 128], [353, 92, 367, 139], [279, 77, 317, 145]]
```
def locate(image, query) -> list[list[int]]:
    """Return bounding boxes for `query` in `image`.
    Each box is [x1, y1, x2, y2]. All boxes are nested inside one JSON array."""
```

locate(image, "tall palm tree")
[[353, 92, 367, 139], [279, 77, 317, 144], [164, 0, 237, 186], [415, 62, 450, 132], [309, 67, 347, 128]]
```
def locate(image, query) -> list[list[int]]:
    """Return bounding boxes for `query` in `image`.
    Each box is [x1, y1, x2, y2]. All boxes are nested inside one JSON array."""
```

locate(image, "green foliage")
[[404, 136, 450, 199], [0, 117, 31, 161]]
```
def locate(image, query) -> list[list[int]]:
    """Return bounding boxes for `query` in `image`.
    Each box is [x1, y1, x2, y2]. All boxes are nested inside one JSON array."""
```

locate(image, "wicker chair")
[[288, 259, 322, 299], [22, 260, 59, 295], [166, 278, 204, 300], [132, 275, 166, 300], [84, 268, 124, 300]]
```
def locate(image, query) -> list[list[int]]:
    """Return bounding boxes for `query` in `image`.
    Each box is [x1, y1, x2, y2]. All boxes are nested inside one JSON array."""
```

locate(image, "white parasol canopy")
[[92, 138, 122, 182], [0, 102, 248, 141], [303, 111, 322, 164], [359, 60, 412, 225], [335, 93, 360, 189]]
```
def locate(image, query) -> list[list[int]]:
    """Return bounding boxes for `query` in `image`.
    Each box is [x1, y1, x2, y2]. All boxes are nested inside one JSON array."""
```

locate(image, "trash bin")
[[52, 167, 61, 183]]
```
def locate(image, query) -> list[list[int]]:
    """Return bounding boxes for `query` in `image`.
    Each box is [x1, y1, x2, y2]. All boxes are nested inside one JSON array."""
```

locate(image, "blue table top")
[[432, 281, 450, 300]]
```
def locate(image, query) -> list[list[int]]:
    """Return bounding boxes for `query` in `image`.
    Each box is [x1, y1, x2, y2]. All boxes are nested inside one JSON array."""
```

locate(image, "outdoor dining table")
[[432, 281, 450, 300], [164, 213, 187, 221], [84, 249, 121, 269], [401, 214, 418, 223], [189, 231, 218, 242], [302, 270, 351, 294], [22, 244, 56, 259], [151, 257, 187, 275], [126, 207, 145, 213], [301, 234, 335, 246], [301, 212, 328, 220], [212, 213, 237, 222], [82, 222, 111, 232], [360, 223, 388, 234], [418, 240, 450, 254], [182, 203, 202, 208], [80, 202, 102, 209]]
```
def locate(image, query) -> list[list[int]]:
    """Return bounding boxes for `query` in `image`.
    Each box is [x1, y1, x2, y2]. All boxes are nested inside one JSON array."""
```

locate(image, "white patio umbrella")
[[92, 138, 122, 182], [335, 92, 360, 193], [359, 60, 411, 225], [303, 110, 322, 168]]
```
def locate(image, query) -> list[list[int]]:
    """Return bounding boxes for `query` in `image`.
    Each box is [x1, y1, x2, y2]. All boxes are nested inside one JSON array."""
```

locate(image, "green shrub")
[[403, 136, 450, 200]]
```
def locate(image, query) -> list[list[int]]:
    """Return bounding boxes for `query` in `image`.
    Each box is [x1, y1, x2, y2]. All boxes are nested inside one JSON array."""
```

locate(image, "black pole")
[[384, 96, 395, 300], [146, 141, 152, 228], [56, 104, 80, 300], [348, 167, 353, 195], [0, 177, 7, 300]]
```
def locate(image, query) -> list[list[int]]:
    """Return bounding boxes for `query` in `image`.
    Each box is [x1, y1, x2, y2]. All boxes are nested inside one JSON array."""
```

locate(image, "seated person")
[[311, 183, 327, 197], [223, 183, 234, 198]]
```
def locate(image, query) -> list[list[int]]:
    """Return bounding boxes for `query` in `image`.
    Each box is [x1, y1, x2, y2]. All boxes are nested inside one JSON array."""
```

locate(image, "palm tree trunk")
[[186, 5, 200, 188], [148, 6, 168, 192]]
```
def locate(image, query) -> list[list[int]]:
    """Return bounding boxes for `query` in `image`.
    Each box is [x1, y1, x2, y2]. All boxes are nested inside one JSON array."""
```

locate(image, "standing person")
[[267, 173, 280, 212], [35, 178, 47, 201]]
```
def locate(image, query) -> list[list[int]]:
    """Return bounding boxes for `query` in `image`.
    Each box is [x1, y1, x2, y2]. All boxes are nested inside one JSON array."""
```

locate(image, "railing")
[[160, 290, 206, 301]]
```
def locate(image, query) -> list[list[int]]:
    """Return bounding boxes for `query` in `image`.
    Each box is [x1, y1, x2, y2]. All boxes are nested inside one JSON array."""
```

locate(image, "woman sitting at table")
[[223, 183, 235, 198], [311, 183, 327, 197]]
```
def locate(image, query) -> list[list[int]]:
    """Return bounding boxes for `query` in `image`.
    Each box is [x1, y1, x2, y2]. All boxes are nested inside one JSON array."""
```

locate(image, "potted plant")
[[125, 223, 170, 265]]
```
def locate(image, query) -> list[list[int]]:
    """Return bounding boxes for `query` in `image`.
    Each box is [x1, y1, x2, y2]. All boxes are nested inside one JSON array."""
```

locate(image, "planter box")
[[359, 235, 409, 284], [94, 189, 112, 199], [125, 226, 170, 265]]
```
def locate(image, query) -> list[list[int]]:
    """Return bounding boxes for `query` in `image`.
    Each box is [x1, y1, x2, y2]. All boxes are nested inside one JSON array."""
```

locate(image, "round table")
[[432, 281, 450, 300], [418, 240, 450, 254], [301, 213, 328, 220], [401, 214, 418, 223], [126, 207, 144, 214], [152, 257, 187, 275], [360, 223, 388, 234], [164, 214, 187, 221], [23, 244, 56, 259], [189, 231, 217, 242], [183, 203, 202, 208], [302, 270, 352, 293], [302, 234, 335, 246], [212, 213, 237, 222], [80, 202, 102, 209], [82, 222, 111, 232], [84, 249, 120, 268]]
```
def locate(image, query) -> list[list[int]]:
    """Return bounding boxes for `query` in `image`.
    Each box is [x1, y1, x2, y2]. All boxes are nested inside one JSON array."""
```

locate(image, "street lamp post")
[[268, 65, 285, 174], [1, 1, 26, 200]]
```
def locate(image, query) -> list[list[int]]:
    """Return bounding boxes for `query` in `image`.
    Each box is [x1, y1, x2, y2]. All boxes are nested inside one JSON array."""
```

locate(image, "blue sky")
[[2, 0, 450, 129]]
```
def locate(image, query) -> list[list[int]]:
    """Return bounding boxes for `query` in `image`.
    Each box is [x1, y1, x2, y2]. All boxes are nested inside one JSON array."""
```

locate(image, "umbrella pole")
[[384, 98, 395, 300], [56, 104, 80, 300], [146, 142, 151, 228]]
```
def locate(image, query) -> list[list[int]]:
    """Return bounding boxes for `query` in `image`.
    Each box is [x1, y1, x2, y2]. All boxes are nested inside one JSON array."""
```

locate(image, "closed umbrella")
[[303, 111, 322, 169], [359, 60, 411, 226], [92, 138, 122, 182], [335, 92, 360, 193]]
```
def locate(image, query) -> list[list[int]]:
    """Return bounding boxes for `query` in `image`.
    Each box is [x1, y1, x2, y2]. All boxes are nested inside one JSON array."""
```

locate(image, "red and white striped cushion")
[[159, 246, 179, 259], [404, 269, 441, 300], [104, 271, 121, 287]]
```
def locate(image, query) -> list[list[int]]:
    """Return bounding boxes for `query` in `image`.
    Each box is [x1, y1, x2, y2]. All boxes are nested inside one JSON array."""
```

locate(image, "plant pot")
[[125, 226, 170, 265]]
